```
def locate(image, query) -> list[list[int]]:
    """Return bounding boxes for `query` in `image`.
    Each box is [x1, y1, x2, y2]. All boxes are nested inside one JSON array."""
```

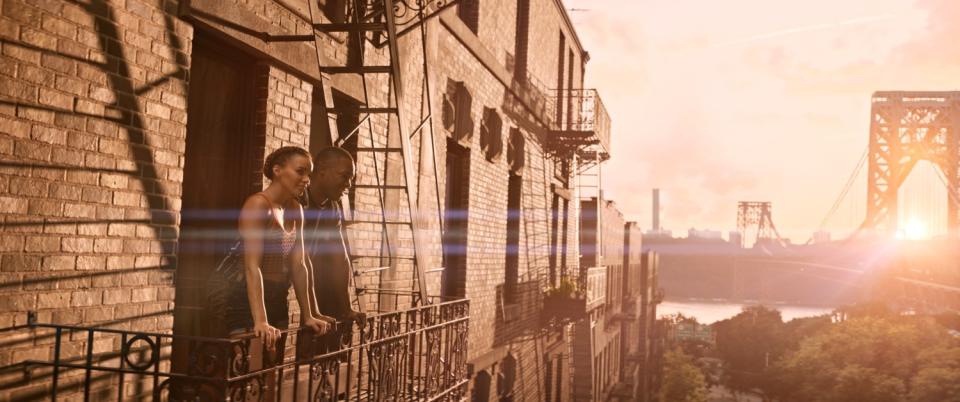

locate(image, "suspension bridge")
[[653, 91, 960, 313]]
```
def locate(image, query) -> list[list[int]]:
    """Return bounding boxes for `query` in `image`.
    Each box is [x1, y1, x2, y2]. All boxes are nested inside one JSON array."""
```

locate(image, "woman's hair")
[[262, 146, 311, 180]]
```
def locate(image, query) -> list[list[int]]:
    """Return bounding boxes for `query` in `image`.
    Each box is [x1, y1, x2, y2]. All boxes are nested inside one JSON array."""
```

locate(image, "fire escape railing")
[[7, 299, 469, 401]]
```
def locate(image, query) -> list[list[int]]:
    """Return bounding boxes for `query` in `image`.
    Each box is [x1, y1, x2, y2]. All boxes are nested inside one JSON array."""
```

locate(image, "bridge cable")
[[816, 145, 868, 234]]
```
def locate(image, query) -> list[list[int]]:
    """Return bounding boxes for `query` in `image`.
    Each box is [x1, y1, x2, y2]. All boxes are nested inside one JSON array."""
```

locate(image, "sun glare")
[[896, 219, 929, 240]]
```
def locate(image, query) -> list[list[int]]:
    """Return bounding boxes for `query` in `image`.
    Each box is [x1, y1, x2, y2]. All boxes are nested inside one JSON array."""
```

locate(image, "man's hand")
[[345, 310, 367, 328], [302, 316, 332, 335]]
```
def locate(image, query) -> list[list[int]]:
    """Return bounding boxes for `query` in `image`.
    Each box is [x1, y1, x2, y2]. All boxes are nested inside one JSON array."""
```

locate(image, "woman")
[[225, 146, 332, 352]]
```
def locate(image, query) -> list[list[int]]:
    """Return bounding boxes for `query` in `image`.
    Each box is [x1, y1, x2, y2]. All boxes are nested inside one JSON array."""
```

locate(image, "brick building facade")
[[0, 0, 634, 400]]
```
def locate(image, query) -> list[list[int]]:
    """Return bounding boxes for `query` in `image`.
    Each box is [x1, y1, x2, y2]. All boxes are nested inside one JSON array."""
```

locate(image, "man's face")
[[310, 159, 355, 201]]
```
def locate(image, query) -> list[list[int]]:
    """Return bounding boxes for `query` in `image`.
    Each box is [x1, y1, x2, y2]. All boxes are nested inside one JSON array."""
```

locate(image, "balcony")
[[585, 266, 608, 310], [542, 279, 588, 326], [651, 287, 665, 305], [548, 89, 612, 161], [7, 300, 469, 401]]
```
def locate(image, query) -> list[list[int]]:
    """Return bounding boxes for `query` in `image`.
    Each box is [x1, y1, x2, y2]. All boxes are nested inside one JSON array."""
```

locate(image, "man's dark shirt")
[[305, 198, 353, 319]]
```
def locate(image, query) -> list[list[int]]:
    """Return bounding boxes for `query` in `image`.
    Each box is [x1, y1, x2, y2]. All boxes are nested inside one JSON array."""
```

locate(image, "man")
[[303, 147, 365, 345]]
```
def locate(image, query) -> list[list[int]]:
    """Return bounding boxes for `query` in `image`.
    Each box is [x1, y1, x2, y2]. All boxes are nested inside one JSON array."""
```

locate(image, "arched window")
[[497, 355, 517, 402], [472, 370, 491, 402], [507, 127, 525, 173]]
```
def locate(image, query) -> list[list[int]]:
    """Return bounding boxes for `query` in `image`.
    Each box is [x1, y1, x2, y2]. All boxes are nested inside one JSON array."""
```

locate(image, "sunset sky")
[[564, 0, 960, 242]]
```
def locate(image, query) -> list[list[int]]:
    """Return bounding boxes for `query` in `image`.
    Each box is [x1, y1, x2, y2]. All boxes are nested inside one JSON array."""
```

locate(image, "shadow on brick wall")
[[493, 280, 542, 346]]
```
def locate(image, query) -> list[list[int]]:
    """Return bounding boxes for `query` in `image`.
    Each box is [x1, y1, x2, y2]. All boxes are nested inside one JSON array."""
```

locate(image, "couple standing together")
[[223, 145, 363, 351]]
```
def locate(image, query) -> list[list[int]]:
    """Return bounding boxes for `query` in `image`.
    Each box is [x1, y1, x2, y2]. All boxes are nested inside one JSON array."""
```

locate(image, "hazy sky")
[[564, 0, 960, 241]]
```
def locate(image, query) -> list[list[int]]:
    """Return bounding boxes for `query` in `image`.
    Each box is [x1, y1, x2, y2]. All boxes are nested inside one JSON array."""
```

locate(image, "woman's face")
[[272, 154, 313, 198]]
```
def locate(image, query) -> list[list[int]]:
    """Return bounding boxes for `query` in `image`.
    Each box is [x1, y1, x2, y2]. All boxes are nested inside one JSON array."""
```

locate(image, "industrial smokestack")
[[653, 188, 660, 232]]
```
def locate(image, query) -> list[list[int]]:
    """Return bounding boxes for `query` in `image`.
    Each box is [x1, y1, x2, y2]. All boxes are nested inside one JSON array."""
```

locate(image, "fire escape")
[[541, 86, 612, 325]]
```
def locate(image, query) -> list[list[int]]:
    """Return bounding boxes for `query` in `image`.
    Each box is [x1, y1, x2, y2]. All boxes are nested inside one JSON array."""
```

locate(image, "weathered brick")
[[66, 131, 98, 151], [0, 292, 36, 311], [30, 124, 67, 145], [62, 202, 96, 218], [16, 104, 54, 123], [99, 173, 128, 189], [70, 289, 100, 307], [0, 114, 31, 137], [37, 88, 73, 111], [145, 101, 170, 119], [17, 64, 55, 85], [107, 222, 136, 237], [93, 238, 122, 253], [27, 199, 62, 216], [74, 98, 105, 116], [102, 288, 129, 305], [40, 53, 74, 74], [106, 255, 134, 270], [50, 147, 84, 165], [40, 14, 75, 39], [91, 272, 120, 287], [82, 306, 114, 322], [0, 17, 19, 40], [77, 222, 106, 236], [0, 196, 29, 214], [81, 187, 112, 204], [0, 75, 37, 101], [11, 346, 50, 363], [87, 85, 116, 104], [41, 255, 74, 271], [1, 255, 37, 275], [60, 237, 93, 253], [24, 235, 60, 252], [36, 291, 70, 309], [52, 309, 84, 325], [56, 37, 86, 59], [130, 287, 156, 303], [2, 42, 41, 64], [76, 255, 105, 270], [113, 191, 139, 206], [20, 26, 57, 49]]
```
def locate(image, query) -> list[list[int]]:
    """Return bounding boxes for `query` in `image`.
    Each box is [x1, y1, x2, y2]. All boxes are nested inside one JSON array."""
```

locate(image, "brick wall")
[[0, 0, 192, 398]]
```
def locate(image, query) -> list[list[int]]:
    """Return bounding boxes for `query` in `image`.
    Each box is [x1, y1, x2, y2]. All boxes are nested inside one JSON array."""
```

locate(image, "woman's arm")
[[239, 195, 279, 348], [290, 203, 332, 335]]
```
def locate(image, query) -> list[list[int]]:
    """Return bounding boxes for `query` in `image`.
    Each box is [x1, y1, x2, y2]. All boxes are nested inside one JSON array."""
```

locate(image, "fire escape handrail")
[[11, 299, 470, 401]]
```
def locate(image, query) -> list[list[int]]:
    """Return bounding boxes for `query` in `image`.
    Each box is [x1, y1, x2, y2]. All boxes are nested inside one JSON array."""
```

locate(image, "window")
[[507, 127, 525, 173], [555, 32, 566, 126], [504, 173, 522, 303], [560, 199, 569, 279], [566, 49, 575, 129], [549, 193, 560, 287], [318, 90, 360, 211], [498, 355, 517, 402], [458, 0, 480, 34], [443, 140, 471, 298], [472, 370, 491, 402], [514, 0, 530, 77]]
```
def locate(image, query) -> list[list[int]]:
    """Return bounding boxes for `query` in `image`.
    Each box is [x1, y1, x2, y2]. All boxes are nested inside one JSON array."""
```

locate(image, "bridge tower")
[[863, 92, 960, 236], [736, 201, 781, 247]]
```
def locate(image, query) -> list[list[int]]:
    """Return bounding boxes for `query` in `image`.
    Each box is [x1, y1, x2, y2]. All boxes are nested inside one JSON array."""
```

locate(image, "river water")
[[658, 299, 835, 324]]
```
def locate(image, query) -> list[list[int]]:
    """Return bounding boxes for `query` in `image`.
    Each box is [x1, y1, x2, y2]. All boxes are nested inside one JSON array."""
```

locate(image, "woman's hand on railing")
[[253, 321, 282, 352]]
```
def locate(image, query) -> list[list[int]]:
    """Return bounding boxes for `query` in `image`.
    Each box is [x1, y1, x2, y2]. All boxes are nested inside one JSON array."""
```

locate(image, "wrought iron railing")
[[8, 299, 469, 401], [551, 89, 611, 152]]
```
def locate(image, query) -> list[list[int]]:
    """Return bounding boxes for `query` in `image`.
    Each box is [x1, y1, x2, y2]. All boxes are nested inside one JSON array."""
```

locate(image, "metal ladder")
[[575, 149, 603, 287], [303, 0, 445, 308]]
